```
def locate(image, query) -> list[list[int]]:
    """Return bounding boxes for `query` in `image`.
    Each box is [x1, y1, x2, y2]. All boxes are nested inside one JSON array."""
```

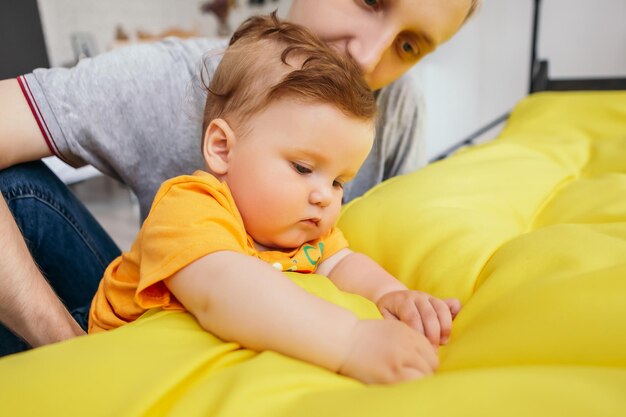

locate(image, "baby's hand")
[[338, 320, 438, 384], [376, 290, 461, 346]]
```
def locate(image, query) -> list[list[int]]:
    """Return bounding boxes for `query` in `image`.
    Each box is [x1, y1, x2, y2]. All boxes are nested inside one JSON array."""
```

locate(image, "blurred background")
[[1, 0, 625, 250]]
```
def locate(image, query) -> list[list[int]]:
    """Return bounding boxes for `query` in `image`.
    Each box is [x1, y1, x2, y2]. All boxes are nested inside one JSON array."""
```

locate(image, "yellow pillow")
[[339, 91, 626, 299], [1, 92, 625, 416], [338, 90, 626, 373]]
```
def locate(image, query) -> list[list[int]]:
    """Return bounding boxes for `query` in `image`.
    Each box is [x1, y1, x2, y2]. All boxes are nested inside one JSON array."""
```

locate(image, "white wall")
[[541, 0, 626, 78], [37, 0, 292, 67], [415, 0, 626, 161], [37, 0, 626, 168], [37, 0, 292, 183]]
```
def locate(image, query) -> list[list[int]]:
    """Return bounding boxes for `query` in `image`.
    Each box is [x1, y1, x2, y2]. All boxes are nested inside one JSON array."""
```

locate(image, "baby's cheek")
[[326, 201, 342, 227]]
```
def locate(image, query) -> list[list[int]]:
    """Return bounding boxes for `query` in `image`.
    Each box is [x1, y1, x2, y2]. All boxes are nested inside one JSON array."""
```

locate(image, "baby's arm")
[[318, 249, 461, 346], [165, 250, 437, 384]]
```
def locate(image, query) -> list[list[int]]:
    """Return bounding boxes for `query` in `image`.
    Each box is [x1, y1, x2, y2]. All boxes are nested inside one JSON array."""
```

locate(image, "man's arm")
[[0, 78, 83, 348], [0, 190, 85, 347], [0, 78, 51, 168]]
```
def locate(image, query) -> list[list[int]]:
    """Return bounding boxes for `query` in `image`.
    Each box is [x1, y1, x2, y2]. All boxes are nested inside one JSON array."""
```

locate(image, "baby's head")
[[202, 13, 376, 251]]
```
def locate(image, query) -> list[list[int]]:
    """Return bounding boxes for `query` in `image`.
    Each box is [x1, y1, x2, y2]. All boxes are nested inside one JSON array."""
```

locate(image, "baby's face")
[[223, 97, 374, 250]]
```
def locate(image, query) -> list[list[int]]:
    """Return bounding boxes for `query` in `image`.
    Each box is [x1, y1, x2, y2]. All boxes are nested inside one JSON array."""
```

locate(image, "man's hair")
[[465, 0, 482, 23], [202, 12, 376, 135]]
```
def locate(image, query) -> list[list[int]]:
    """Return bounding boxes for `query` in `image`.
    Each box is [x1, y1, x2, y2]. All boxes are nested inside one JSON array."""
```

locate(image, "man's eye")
[[398, 39, 420, 60], [363, 0, 381, 10], [292, 162, 312, 175]]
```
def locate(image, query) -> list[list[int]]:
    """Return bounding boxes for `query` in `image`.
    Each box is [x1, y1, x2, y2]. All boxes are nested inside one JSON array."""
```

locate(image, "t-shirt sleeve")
[[19, 38, 222, 180], [379, 72, 426, 179], [341, 72, 425, 203], [134, 177, 248, 309]]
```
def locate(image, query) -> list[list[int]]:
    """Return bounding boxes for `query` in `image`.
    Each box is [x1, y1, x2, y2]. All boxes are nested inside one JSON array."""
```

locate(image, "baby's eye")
[[333, 179, 344, 189], [291, 162, 312, 175]]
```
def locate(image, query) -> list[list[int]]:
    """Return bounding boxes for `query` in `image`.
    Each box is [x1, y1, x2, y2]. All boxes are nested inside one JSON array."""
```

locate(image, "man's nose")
[[346, 28, 395, 76]]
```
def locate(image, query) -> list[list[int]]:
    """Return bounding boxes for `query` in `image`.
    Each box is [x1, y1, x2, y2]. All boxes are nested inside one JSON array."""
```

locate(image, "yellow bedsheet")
[[1, 91, 625, 416]]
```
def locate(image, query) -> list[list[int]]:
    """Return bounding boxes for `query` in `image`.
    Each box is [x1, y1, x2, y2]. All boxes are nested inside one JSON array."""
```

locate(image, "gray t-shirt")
[[22, 37, 424, 220]]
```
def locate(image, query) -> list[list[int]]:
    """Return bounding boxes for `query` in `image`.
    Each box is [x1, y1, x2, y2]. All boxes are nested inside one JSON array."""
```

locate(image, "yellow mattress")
[[1, 91, 625, 416]]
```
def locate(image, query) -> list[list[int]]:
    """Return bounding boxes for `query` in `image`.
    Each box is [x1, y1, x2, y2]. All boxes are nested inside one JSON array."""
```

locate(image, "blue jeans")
[[0, 161, 121, 356]]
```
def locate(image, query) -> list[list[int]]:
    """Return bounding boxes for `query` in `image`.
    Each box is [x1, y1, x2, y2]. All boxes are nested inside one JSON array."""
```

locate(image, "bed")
[[1, 89, 625, 417], [1, 2, 625, 416]]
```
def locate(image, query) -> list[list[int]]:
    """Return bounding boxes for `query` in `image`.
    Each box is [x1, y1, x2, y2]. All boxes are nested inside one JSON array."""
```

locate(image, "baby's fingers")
[[430, 298, 453, 345], [393, 360, 430, 383], [413, 334, 439, 371], [385, 356, 430, 384], [398, 301, 425, 336], [391, 338, 438, 383], [415, 297, 441, 346], [444, 298, 462, 318], [380, 307, 397, 322], [395, 366, 427, 383], [381, 300, 426, 336]]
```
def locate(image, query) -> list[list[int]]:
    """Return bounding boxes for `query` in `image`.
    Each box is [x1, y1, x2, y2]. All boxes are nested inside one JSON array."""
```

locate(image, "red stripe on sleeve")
[[17, 75, 61, 158]]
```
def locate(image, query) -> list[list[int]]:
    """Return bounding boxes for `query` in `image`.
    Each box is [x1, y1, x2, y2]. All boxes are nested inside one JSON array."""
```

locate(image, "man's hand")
[[1, 194, 85, 350], [376, 290, 461, 346], [338, 319, 438, 384]]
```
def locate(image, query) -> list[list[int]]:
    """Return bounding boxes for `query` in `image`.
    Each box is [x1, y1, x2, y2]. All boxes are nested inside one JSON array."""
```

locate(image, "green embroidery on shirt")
[[303, 242, 324, 266]]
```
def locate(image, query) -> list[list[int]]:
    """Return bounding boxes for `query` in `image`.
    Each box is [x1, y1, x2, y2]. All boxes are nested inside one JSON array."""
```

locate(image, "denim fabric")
[[0, 161, 121, 356]]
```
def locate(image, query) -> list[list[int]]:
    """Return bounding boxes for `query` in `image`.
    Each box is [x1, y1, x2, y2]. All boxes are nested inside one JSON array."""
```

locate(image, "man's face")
[[288, 0, 473, 90], [222, 97, 374, 250]]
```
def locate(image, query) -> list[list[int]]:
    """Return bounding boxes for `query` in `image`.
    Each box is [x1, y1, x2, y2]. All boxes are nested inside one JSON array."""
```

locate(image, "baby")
[[89, 13, 460, 385]]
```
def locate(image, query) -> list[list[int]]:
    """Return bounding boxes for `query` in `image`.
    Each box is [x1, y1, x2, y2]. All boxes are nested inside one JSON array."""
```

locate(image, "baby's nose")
[[309, 186, 332, 208]]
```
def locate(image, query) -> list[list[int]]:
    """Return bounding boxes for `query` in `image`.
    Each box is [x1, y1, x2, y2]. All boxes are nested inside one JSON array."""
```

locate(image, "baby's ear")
[[202, 118, 236, 175]]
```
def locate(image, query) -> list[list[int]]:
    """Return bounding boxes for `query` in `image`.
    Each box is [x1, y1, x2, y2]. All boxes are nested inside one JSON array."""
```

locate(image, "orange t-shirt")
[[88, 171, 348, 333]]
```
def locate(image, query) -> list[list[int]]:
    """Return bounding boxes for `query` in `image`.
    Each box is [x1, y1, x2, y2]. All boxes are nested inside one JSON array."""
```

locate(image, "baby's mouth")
[[302, 217, 321, 227]]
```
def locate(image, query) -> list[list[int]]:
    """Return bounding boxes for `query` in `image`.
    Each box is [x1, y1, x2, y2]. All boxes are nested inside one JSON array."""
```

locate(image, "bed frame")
[[432, 0, 626, 162], [529, 0, 626, 93]]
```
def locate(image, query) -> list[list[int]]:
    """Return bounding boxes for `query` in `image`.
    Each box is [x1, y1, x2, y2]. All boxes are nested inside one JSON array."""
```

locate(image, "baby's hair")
[[202, 12, 376, 136]]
